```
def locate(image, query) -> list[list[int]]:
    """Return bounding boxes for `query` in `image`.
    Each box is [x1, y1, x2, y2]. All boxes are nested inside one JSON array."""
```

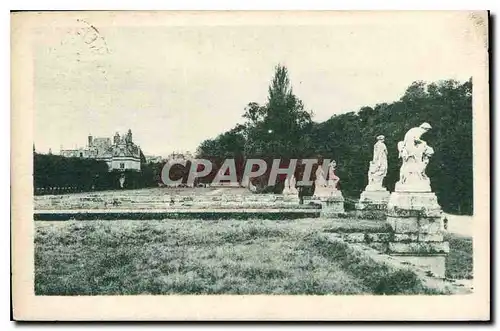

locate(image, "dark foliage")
[[33, 154, 110, 193], [33, 154, 159, 194]]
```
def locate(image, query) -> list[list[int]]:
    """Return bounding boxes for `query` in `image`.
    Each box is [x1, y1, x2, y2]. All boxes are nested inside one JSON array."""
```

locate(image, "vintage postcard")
[[11, 10, 490, 321]]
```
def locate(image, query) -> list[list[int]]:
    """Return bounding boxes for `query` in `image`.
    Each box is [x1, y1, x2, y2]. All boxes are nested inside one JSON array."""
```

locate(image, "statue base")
[[210, 182, 241, 188], [281, 189, 300, 203], [386, 190, 448, 279], [387, 191, 442, 220], [355, 187, 390, 219], [305, 189, 345, 217], [394, 180, 432, 193], [282, 187, 299, 195]]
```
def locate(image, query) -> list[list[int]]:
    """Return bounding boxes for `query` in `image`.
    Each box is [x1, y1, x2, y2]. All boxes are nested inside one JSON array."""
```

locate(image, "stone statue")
[[310, 160, 345, 212], [289, 174, 298, 194], [385, 122, 446, 278], [395, 122, 434, 192], [283, 177, 291, 194], [113, 132, 120, 145], [119, 174, 126, 189], [356, 136, 390, 214], [327, 160, 340, 189], [366, 135, 388, 190], [248, 180, 257, 192], [283, 174, 298, 195], [125, 129, 133, 144], [315, 164, 327, 187]]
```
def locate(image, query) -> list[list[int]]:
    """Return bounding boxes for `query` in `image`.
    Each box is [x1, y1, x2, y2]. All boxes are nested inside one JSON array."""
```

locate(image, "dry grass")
[[35, 218, 448, 295]]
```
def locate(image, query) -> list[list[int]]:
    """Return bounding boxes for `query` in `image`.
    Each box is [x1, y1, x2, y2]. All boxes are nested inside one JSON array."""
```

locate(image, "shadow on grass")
[[321, 218, 392, 234], [308, 235, 447, 295]]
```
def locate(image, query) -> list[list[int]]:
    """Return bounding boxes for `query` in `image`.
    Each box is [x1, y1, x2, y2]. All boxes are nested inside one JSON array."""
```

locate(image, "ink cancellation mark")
[[52, 18, 111, 79]]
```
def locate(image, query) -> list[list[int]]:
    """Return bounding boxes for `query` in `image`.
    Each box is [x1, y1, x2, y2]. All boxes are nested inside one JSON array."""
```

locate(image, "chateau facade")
[[60, 129, 143, 172]]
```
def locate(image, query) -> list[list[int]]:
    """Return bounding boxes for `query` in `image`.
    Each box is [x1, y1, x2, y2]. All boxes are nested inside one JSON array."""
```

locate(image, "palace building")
[[60, 129, 143, 172]]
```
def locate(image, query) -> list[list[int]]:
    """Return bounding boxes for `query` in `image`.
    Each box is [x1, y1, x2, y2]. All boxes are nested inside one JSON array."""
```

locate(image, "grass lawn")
[[34, 218, 452, 295], [444, 232, 473, 280]]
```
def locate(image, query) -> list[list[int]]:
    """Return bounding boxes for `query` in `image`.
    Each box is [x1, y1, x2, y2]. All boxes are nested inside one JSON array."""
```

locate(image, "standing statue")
[[315, 164, 327, 187], [283, 176, 291, 194], [395, 122, 434, 192], [125, 129, 133, 144], [313, 159, 344, 210], [327, 160, 340, 190], [119, 174, 126, 189], [366, 135, 388, 190], [283, 174, 298, 195], [289, 174, 298, 194], [113, 132, 120, 145]]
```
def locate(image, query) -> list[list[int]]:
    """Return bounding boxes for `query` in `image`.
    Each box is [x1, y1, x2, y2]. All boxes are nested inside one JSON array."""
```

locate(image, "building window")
[[120, 163, 125, 169]]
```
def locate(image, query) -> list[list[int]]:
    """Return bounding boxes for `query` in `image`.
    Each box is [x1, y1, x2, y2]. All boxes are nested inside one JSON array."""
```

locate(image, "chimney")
[[88, 135, 93, 147]]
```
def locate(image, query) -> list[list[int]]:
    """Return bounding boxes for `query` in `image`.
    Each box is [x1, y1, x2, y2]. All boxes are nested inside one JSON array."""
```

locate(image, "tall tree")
[[244, 64, 313, 159]]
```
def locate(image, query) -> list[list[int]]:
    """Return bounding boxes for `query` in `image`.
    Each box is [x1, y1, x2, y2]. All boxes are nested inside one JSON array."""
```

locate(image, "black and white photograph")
[[11, 10, 490, 321]]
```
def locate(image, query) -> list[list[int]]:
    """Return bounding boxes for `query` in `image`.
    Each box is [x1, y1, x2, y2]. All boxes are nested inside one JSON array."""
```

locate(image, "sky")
[[33, 11, 485, 156]]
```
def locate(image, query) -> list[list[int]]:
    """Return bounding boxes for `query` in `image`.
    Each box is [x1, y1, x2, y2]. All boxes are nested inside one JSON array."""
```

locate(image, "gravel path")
[[444, 213, 473, 237]]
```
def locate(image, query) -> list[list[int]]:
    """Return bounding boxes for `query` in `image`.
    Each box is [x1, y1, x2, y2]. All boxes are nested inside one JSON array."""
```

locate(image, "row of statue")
[[281, 122, 435, 195], [361, 122, 435, 193], [113, 129, 133, 145], [282, 160, 339, 195]]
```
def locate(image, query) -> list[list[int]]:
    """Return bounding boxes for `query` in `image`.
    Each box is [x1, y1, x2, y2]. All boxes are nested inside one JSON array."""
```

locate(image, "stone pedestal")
[[284, 195, 301, 204], [386, 191, 449, 278], [355, 186, 390, 219], [306, 188, 345, 217], [321, 194, 345, 217], [281, 190, 300, 204]]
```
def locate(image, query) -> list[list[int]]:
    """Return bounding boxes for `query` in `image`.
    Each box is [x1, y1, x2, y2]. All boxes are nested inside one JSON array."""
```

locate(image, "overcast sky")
[[33, 11, 484, 156]]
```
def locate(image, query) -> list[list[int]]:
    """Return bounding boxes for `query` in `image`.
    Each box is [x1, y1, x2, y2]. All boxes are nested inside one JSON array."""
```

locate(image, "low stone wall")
[[34, 191, 324, 220], [34, 193, 302, 210], [327, 231, 449, 254]]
